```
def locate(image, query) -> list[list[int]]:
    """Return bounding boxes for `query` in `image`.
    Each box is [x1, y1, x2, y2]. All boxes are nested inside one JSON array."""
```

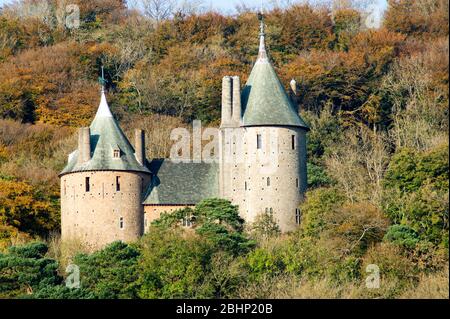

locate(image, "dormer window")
[[111, 144, 121, 159]]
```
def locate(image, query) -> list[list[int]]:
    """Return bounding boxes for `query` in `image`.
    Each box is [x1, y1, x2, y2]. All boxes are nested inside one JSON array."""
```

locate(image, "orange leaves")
[[384, 0, 449, 38], [0, 41, 102, 125]]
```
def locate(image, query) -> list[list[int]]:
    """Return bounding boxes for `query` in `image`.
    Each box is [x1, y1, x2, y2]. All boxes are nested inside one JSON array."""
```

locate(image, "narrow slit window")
[[267, 177, 270, 187], [116, 176, 121, 192], [295, 209, 301, 225], [245, 181, 248, 190], [257, 134, 262, 149], [296, 178, 299, 188], [119, 217, 124, 229], [292, 135, 296, 150], [64, 180, 67, 195], [85, 177, 90, 192]]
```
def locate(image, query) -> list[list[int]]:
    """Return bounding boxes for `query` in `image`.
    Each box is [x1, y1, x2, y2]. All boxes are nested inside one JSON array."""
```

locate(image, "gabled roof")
[[143, 159, 219, 205], [60, 91, 150, 176], [242, 20, 309, 130]]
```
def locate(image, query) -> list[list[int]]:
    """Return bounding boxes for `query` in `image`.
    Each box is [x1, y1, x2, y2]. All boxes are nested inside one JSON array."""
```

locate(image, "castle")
[[59, 19, 309, 249]]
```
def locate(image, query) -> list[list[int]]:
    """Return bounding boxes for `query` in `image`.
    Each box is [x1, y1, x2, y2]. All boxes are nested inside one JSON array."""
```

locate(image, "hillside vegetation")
[[0, 0, 448, 298]]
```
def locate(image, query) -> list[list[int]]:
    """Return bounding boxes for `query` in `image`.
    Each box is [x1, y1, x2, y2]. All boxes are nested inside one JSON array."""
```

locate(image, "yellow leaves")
[[0, 143, 8, 162], [0, 177, 59, 235]]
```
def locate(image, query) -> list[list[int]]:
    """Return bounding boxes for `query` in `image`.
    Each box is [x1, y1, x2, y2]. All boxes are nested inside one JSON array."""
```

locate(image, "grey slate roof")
[[143, 159, 219, 205], [60, 92, 150, 176], [241, 28, 309, 130]]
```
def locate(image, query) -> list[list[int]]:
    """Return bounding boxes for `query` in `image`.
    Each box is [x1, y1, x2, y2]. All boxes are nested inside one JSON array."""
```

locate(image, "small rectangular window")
[[245, 181, 248, 191], [85, 177, 90, 192], [113, 149, 120, 158], [119, 217, 124, 229], [257, 134, 262, 149], [292, 135, 296, 150], [267, 177, 270, 186], [116, 176, 121, 192], [182, 213, 192, 227], [295, 209, 301, 225]]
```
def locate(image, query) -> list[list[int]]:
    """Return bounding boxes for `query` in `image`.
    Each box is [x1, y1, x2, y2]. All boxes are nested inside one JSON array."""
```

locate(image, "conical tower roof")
[[242, 18, 309, 129], [60, 90, 150, 176]]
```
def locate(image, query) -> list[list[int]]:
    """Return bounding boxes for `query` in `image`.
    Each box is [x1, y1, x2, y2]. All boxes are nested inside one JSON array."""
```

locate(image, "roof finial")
[[99, 66, 106, 93], [257, 6, 267, 62]]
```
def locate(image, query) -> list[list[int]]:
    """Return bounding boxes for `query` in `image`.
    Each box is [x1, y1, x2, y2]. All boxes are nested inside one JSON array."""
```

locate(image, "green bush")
[[300, 187, 346, 238], [138, 229, 213, 299], [0, 242, 62, 298], [307, 163, 334, 188], [73, 241, 142, 299], [383, 146, 449, 246], [384, 225, 420, 249]]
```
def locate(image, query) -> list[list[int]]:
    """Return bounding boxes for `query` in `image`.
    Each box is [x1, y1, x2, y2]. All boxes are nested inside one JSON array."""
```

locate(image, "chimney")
[[290, 79, 299, 113], [78, 127, 91, 164], [135, 129, 145, 166], [232, 76, 241, 125], [221, 76, 232, 127]]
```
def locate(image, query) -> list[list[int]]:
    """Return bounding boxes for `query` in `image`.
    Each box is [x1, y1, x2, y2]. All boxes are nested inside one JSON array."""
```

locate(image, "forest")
[[0, 0, 448, 298]]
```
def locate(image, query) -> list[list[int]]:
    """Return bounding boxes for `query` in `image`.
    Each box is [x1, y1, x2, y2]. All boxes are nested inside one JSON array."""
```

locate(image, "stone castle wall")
[[220, 126, 307, 232], [61, 171, 151, 250], [143, 205, 195, 232]]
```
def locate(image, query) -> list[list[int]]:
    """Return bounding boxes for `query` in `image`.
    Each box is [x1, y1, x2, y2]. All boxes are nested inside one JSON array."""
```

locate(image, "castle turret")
[[219, 14, 309, 232], [59, 89, 151, 250]]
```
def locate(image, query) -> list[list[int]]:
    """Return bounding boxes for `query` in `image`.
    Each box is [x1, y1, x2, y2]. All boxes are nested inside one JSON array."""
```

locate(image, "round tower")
[[219, 14, 309, 232], [59, 90, 151, 250]]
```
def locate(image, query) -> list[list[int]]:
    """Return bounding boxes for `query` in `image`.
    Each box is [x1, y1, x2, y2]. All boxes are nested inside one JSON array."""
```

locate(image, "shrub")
[[0, 242, 62, 298], [384, 225, 420, 249], [73, 241, 142, 299], [138, 229, 213, 299], [383, 146, 449, 246]]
